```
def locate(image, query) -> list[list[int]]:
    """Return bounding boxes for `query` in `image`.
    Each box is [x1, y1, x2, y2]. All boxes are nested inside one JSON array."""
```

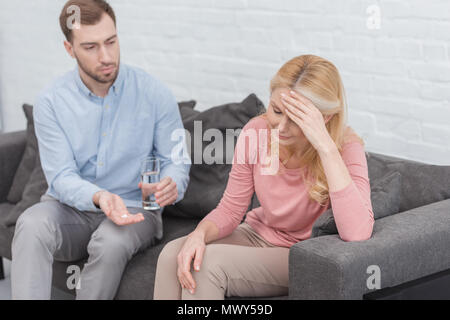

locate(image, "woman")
[[153, 54, 374, 300]]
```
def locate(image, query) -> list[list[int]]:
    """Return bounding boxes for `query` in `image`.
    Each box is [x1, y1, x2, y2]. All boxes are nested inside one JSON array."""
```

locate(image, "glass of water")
[[140, 156, 160, 210]]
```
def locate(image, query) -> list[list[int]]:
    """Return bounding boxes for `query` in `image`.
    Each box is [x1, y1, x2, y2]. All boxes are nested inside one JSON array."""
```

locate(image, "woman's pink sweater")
[[202, 116, 374, 247]]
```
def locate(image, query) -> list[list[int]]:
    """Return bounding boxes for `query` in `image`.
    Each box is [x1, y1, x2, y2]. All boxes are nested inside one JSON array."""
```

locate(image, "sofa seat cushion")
[[51, 215, 201, 299], [0, 202, 16, 258], [0, 202, 16, 229], [115, 215, 201, 299], [0, 225, 14, 259]]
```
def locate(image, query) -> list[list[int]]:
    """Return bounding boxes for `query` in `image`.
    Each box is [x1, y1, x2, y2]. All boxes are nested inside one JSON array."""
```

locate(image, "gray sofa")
[[1, 110, 450, 299]]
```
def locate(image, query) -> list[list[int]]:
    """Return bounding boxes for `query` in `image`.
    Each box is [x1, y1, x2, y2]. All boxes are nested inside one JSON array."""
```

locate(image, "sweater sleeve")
[[201, 124, 256, 239], [328, 141, 375, 242]]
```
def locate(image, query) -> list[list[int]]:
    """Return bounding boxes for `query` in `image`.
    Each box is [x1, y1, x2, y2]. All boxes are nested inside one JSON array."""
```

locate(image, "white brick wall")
[[0, 0, 449, 164]]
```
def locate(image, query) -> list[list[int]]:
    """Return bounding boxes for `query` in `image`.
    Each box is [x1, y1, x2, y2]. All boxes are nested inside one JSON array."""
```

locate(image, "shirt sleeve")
[[33, 95, 103, 211], [152, 87, 191, 204], [201, 123, 256, 239], [328, 141, 375, 241]]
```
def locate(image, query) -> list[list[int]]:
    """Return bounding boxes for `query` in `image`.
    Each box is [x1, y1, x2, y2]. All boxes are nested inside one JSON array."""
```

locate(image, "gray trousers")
[[11, 194, 162, 300]]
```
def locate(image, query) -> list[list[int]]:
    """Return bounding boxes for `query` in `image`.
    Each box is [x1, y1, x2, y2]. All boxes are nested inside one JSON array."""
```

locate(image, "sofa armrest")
[[0, 130, 27, 202], [289, 199, 450, 299]]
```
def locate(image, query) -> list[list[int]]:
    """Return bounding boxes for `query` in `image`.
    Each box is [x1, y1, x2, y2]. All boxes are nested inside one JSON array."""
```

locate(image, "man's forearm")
[[51, 171, 104, 211]]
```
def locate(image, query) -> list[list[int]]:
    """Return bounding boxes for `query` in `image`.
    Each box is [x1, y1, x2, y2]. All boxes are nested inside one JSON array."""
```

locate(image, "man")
[[11, 0, 191, 299]]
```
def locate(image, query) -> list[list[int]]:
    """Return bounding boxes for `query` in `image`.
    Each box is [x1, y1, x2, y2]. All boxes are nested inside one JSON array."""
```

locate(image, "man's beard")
[[75, 53, 120, 84]]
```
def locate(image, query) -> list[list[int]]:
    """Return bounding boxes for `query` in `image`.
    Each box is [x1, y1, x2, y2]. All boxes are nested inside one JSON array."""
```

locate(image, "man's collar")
[[74, 67, 92, 98], [74, 63, 125, 98], [111, 63, 125, 96]]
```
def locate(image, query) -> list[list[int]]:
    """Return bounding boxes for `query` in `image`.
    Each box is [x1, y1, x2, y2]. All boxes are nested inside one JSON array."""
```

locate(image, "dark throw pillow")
[[6, 104, 39, 204], [311, 170, 402, 238], [2, 104, 48, 227], [164, 94, 266, 219], [3, 155, 48, 227], [178, 100, 200, 124], [367, 152, 450, 213]]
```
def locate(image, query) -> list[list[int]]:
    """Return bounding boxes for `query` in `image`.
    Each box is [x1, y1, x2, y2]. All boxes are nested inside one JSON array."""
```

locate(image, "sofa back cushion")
[[367, 152, 450, 212], [164, 94, 266, 219], [311, 170, 402, 237], [311, 152, 450, 238]]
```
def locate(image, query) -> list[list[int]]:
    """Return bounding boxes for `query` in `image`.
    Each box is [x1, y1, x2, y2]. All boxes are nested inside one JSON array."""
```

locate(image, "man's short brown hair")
[[59, 0, 116, 43]]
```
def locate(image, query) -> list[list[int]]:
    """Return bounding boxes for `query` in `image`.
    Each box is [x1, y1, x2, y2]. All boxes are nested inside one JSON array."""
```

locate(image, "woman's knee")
[[157, 236, 187, 268], [197, 245, 230, 287]]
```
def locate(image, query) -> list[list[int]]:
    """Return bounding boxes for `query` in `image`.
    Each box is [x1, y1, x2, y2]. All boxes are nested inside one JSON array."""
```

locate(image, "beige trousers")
[[154, 223, 289, 300]]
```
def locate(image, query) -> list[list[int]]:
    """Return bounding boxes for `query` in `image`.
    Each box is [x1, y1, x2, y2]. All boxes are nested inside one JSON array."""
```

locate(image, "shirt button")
[[105, 105, 110, 110], [102, 132, 107, 137], [98, 162, 104, 167]]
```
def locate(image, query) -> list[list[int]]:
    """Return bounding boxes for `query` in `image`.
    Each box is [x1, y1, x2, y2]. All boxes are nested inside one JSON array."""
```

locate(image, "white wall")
[[0, 0, 449, 164]]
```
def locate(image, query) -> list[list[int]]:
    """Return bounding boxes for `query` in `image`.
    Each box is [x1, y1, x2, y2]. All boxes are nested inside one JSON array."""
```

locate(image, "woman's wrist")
[[317, 139, 338, 157], [194, 220, 220, 244], [192, 228, 206, 242]]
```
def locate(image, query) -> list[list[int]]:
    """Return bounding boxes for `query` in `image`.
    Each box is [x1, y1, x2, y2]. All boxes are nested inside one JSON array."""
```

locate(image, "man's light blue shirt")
[[33, 63, 191, 212]]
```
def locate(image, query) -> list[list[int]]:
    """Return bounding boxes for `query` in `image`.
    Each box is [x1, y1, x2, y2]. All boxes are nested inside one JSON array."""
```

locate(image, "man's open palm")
[[98, 191, 145, 225]]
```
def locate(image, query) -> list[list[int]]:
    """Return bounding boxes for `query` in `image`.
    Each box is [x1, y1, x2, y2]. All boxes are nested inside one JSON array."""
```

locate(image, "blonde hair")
[[259, 54, 363, 205]]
